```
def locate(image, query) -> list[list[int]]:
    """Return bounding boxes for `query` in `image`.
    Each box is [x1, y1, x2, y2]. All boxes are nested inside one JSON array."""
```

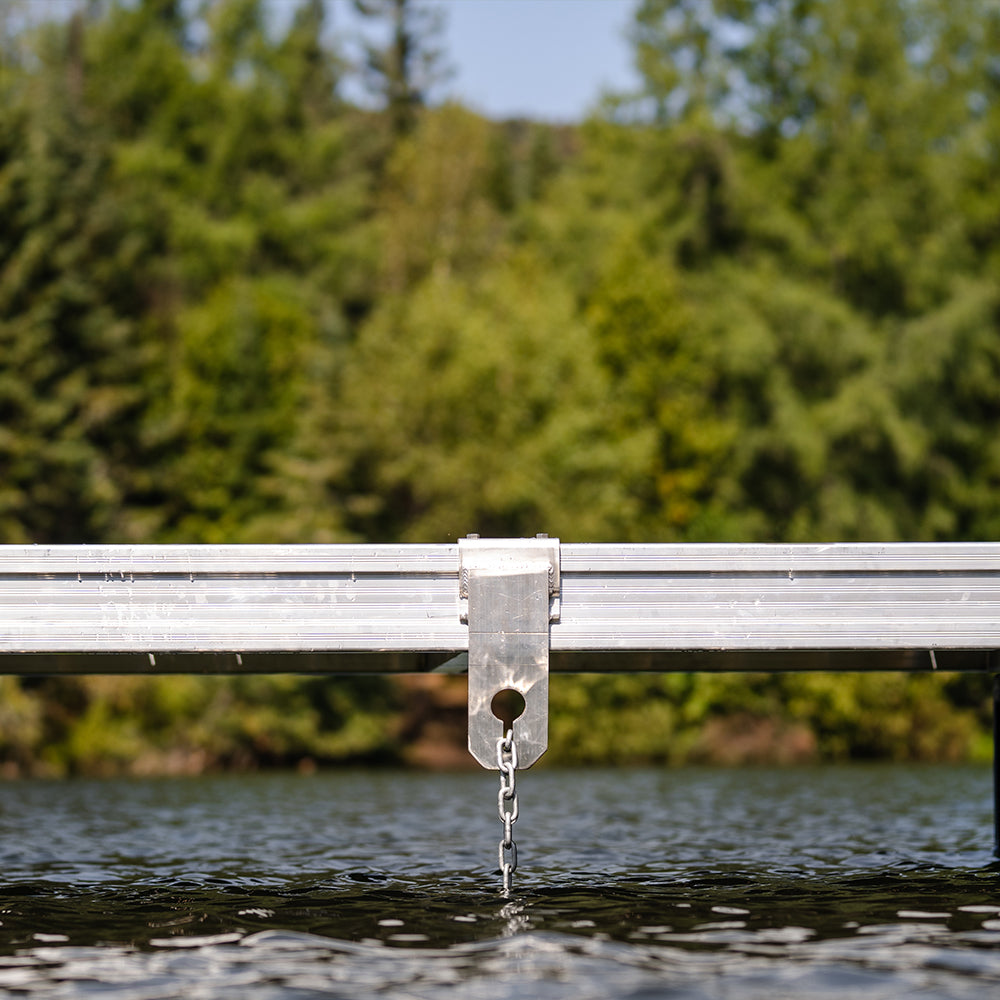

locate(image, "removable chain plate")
[[460, 537, 559, 769]]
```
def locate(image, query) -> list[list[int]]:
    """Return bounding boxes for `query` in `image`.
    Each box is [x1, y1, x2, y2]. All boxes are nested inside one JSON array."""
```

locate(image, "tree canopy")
[[1, 0, 998, 772]]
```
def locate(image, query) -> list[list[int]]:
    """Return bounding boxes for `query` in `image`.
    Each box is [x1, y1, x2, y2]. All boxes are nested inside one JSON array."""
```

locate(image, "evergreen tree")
[[353, 0, 449, 137], [0, 10, 161, 542]]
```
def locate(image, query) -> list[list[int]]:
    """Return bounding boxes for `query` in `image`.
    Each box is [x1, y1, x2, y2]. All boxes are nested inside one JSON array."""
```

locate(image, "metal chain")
[[496, 729, 519, 893]]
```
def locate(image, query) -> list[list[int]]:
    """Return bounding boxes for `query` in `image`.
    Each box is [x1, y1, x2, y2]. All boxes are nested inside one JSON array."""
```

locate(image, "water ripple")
[[0, 764, 998, 997]]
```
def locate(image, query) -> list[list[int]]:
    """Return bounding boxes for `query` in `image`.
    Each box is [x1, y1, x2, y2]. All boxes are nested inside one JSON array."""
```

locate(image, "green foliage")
[[335, 246, 648, 541], [5, 674, 400, 777], [548, 671, 988, 767], [1, 0, 999, 772], [0, 33, 155, 541]]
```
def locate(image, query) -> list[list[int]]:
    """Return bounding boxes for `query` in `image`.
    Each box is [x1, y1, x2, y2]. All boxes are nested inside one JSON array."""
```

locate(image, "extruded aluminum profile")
[[0, 542, 999, 672], [554, 543, 1000, 652], [0, 545, 464, 657]]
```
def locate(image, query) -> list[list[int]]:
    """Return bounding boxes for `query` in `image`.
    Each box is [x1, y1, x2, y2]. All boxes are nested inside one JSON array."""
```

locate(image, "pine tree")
[[353, 0, 449, 137]]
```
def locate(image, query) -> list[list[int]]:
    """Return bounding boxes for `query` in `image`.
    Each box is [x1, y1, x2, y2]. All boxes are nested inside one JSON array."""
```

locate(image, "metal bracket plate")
[[460, 536, 559, 769]]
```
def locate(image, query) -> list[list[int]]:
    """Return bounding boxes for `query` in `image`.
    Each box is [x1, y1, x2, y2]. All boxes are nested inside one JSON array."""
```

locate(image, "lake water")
[[1, 764, 999, 998]]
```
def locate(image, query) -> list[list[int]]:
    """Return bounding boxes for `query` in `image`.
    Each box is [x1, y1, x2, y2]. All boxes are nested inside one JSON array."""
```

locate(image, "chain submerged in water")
[[496, 730, 518, 893]]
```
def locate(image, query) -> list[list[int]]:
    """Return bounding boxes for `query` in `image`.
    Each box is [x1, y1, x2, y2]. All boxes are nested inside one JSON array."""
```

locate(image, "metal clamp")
[[460, 535, 559, 769]]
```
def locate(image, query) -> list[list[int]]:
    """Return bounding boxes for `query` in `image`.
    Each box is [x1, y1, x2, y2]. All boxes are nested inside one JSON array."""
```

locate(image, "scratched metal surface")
[[0, 543, 998, 667]]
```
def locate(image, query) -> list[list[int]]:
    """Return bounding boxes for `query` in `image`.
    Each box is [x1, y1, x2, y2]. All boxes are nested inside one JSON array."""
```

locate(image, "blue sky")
[[335, 0, 642, 122], [436, 0, 641, 122]]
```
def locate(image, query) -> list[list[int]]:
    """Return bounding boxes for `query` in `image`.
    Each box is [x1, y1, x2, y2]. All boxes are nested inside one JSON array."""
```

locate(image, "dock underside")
[[0, 648, 995, 675]]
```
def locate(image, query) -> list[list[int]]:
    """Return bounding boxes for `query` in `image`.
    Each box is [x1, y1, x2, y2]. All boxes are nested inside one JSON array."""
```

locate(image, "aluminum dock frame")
[[1, 539, 999, 849]]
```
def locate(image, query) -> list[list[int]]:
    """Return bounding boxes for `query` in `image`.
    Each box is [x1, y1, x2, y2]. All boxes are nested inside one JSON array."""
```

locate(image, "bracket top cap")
[[458, 536, 560, 598]]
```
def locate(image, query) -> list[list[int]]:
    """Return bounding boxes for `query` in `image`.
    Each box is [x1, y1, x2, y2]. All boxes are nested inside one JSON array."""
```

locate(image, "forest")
[[1, 0, 999, 775]]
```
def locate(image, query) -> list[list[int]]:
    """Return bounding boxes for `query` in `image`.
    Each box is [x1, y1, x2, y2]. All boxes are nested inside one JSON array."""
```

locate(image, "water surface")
[[1, 765, 998, 998]]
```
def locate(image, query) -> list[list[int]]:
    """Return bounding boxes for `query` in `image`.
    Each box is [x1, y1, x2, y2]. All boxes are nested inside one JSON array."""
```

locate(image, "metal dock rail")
[[2, 537, 999, 863]]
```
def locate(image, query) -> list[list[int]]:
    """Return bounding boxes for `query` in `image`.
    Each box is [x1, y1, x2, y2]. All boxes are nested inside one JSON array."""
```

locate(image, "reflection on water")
[[0, 765, 999, 998]]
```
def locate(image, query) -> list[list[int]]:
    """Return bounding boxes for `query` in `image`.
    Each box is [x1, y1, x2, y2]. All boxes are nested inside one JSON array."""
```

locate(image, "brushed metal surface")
[[461, 537, 558, 768], [1, 542, 998, 667], [555, 543, 1000, 651], [0, 545, 464, 654]]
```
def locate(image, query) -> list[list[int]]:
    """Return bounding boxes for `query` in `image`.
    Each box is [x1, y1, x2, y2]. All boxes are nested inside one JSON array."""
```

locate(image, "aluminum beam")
[[555, 543, 1000, 652], [1, 542, 999, 672]]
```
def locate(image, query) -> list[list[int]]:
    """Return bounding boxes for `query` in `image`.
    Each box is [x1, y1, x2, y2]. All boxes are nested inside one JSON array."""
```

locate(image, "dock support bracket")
[[460, 535, 560, 769]]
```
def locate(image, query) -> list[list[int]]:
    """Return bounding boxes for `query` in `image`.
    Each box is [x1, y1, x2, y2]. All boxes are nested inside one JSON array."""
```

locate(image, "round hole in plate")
[[491, 688, 526, 732]]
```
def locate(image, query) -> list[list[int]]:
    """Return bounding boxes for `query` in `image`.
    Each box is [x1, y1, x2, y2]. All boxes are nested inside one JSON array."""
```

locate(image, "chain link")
[[496, 729, 518, 893]]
